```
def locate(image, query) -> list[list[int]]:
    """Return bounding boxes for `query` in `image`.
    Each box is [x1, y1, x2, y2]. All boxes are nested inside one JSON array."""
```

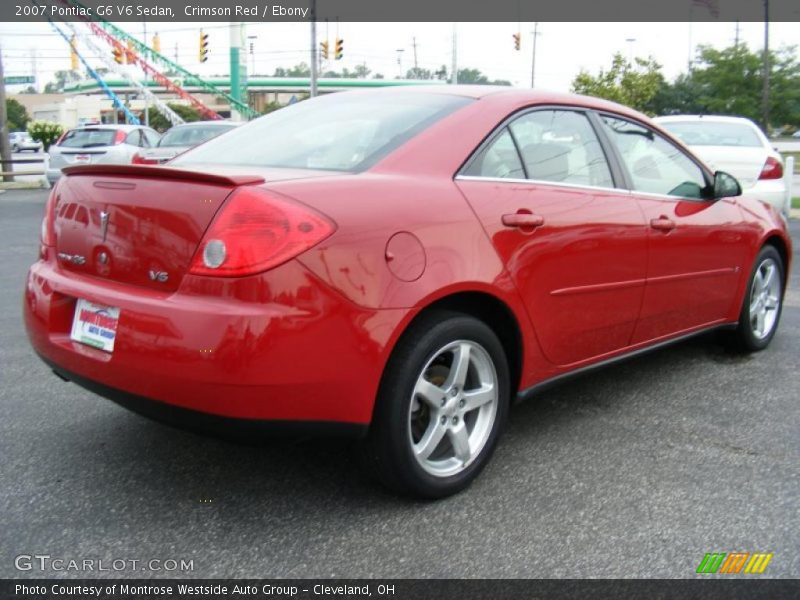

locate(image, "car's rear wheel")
[[360, 311, 509, 498], [729, 245, 784, 352]]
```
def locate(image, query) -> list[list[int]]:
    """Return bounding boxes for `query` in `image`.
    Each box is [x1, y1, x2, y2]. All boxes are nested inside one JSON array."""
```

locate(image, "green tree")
[[571, 53, 664, 113], [406, 67, 435, 80], [145, 103, 203, 132], [43, 70, 82, 93], [6, 98, 31, 131], [684, 44, 800, 130]]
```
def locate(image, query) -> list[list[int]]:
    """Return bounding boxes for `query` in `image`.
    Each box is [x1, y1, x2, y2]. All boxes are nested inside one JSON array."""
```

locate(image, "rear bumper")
[[41, 353, 367, 439], [24, 256, 408, 427], [743, 180, 789, 215]]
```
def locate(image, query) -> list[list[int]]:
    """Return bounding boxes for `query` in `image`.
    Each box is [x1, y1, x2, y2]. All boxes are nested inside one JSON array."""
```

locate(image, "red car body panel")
[[23, 88, 792, 430]]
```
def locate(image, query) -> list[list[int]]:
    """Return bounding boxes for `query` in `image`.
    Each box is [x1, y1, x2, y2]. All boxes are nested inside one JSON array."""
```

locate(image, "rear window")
[[159, 124, 236, 147], [173, 92, 472, 172], [660, 121, 763, 148], [59, 129, 117, 149]]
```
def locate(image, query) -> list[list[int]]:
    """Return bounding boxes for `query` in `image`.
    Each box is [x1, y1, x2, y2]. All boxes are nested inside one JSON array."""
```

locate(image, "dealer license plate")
[[70, 299, 120, 353]]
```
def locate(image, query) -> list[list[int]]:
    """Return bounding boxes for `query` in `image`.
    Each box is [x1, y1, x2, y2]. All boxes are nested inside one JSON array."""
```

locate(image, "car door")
[[456, 108, 649, 367], [598, 114, 750, 343]]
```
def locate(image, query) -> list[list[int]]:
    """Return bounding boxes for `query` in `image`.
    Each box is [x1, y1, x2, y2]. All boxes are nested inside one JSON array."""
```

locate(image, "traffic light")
[[320, 40, 329, 60], [199, 29, 209, 63], [334, 37, 343, 60], [113, 45, 124, 64], [513, 32, 521, 51], [125, 39, 137, 64], [152, 32, 161, 53], [70, 35, 78, 70]]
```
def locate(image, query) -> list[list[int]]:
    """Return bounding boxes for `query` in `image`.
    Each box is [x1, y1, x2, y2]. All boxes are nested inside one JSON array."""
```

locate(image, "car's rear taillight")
[[41, 185, 59, 247], [131, 152, 158, 165], [759, 156, 784, 180], [113, 130, 127, 145], [189, 186, 336, 277]]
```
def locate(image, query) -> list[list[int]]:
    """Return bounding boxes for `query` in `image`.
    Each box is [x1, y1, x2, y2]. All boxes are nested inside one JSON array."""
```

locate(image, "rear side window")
[[510, 110, 613, 188], [602, 115, 708, 199], [464, 109, 614, 188], [59, 129, 117, 148], [463, 129, 525, 179]]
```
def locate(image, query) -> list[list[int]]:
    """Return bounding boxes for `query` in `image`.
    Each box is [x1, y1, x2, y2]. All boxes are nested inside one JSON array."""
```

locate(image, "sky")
[[0, 21, 798, 93]]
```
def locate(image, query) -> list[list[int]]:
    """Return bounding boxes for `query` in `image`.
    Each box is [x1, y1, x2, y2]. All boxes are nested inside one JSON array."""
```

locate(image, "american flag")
[[692, 0, 720, 18]]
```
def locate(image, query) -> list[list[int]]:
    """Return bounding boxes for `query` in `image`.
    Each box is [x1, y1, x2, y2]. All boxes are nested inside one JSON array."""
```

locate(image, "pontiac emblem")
[[99, 210, 109, 241], [98, 252, 109, 265]]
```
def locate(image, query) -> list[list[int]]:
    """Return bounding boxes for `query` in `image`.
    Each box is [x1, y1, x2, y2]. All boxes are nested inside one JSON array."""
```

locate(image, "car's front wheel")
[[729, 245, 785, 352], [361, 311, 509, 498]]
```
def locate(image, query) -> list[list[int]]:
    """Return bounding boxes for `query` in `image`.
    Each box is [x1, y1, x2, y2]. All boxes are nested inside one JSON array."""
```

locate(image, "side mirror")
[[713, 170, 742, 199]]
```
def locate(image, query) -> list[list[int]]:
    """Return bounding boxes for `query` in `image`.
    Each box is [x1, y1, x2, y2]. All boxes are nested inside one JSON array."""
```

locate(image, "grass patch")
[[793, 197, 800, 209], [782, 151, 800, 173]]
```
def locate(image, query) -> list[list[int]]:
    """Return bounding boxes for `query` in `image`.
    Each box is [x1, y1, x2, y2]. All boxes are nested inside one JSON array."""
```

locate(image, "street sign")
[[4, 76, 35, 85]]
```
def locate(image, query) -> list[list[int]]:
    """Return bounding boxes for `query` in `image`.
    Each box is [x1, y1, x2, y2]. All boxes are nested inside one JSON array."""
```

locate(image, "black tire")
[[727, 245, 785, 353], [359, 310, 510, 499], [11, 145, 19, 153]]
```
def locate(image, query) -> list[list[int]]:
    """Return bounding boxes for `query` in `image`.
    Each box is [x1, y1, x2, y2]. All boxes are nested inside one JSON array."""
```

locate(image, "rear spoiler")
[[62, 164, 265, 187]]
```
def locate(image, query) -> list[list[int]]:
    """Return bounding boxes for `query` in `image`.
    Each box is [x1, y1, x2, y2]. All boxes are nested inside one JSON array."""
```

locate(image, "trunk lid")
[[53, 165, 264, 292], [687, 145, 769, 189]]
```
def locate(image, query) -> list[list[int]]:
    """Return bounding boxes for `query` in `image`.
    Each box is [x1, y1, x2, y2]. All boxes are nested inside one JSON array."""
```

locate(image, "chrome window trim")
[[454, 174, 630, 195]]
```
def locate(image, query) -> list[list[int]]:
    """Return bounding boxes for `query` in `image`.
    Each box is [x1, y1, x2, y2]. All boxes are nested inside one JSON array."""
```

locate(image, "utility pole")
[[530, 23, 539, 88], [229, 22, 247, 119], [734, 21, 740, 47], [412, 36, 418, 70], [761, 0, 770, 133], [451, 23, 458, 85], [0, 43, 14, 182], [142, 20, 149, 126], [396, 49, 405, 78], [310, 0, 318, 97]]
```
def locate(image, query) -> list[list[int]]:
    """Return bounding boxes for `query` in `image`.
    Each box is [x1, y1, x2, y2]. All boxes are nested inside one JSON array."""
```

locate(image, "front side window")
[[509, 110, 614, 188], [602, 115, 709, 199]]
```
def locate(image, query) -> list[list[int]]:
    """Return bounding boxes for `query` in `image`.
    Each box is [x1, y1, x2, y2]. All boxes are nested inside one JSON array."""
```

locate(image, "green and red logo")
[[696, 552, 773, 574]]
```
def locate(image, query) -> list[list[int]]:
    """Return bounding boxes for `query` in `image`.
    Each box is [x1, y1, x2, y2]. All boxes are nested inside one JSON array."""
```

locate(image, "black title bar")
[[5, 0, 800, 22]]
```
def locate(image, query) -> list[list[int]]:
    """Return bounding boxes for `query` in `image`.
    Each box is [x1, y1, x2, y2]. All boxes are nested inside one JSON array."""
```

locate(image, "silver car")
[[132, 120, 241, 165], [47, 124, 161, 184], [9, 131, 43, 153]]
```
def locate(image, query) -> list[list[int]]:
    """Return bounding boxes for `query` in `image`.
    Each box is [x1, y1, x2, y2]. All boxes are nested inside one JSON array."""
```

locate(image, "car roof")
[[653, 115, 760, 126], [342, 85, 648, 119], [69, 124, 146, 131], [167, 120, 242, 129]]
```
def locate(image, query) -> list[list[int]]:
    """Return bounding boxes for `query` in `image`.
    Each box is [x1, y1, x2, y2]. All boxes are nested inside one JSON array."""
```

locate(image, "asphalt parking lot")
[[1, 188, 798, 578]]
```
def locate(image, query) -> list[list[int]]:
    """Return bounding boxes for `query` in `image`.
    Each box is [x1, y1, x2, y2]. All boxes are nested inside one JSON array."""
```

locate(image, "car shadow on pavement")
[[57, 331, 743, 511]]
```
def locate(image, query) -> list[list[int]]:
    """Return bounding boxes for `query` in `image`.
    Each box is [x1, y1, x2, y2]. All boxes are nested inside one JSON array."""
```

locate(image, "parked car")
[[654, 115, 789, 216], [46, 124, 160, 184], [9, 131, 43, 153], [792, 130, 800, 139], [25, 88, 791, 498], [132, 120, 241, 165]]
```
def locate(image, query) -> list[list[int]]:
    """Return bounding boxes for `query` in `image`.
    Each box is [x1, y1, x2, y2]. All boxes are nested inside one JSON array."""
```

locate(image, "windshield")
[[158, 124, 237, 148], [660, 121, 763, 148], [59, 129, 117, 149], [173, 92, 471, 172]]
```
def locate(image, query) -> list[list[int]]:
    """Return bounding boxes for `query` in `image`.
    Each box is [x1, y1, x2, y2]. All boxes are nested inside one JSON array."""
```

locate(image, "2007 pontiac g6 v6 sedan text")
[[24, 87, 792, 498]]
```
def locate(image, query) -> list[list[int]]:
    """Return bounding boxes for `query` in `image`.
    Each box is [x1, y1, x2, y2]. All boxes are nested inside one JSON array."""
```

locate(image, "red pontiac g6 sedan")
[[24, 87, 792, 498]]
